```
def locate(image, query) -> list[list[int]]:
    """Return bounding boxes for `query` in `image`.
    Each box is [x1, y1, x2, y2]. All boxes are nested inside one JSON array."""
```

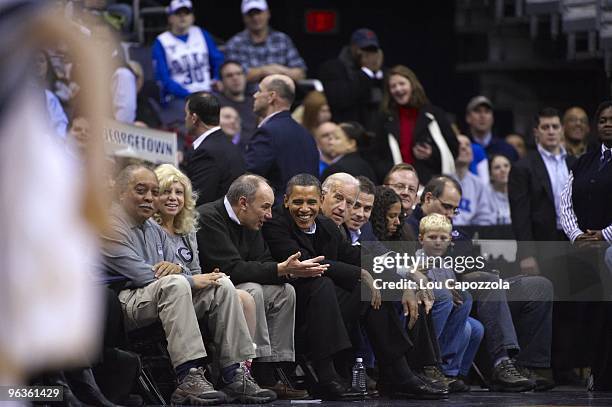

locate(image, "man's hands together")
[[277, 251, 329, 278]]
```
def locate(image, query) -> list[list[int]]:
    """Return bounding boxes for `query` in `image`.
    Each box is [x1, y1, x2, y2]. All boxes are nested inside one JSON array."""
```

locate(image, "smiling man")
[[384, 163, 420, 217], [197, 174, 328, 399], [262, 173, 446, 400], [102, 165, 273, 405]]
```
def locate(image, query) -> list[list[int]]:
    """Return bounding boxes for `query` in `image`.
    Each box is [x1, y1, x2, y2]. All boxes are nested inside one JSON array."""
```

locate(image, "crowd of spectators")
[[22, 0, 612, 404]]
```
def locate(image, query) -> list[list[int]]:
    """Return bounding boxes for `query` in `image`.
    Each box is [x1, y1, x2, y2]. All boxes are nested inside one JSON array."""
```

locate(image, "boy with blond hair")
[[418, 214, 483, 388]]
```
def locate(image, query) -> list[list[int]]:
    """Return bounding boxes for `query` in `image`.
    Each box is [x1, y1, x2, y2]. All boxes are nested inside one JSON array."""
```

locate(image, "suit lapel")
[[533, 152, 554, 203]]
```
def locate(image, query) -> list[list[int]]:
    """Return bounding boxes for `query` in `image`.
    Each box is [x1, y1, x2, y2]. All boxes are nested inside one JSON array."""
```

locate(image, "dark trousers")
[[506, 275, 553, 368], [293, 276, 353, 361], [293, 276, 413, 368], [461, 272, 552, 367], [404, 304, 442, 369]]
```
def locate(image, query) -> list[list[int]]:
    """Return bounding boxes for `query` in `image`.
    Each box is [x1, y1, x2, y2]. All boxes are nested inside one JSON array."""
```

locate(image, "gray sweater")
[[101, 204, 193, 288]]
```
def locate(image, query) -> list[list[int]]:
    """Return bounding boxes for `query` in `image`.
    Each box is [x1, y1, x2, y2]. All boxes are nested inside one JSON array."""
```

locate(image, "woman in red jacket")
[[370, 65, 458, 185]]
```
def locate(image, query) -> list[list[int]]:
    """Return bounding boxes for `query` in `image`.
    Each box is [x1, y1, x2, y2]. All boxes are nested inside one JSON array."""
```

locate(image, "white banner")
[[103, 121, 178, 165]]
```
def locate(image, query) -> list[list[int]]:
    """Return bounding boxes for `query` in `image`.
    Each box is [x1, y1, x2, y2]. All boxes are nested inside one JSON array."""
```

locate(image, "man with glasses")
[[384, 163, 420, 217], [406, 176, 554, 392]]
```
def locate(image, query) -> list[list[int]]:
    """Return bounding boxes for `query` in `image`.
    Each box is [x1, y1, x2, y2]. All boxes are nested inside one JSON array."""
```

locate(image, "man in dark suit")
[[183, 93, 246, 206], [245, 74, 319, 206], [262, 174, 446, 400], [509, 108, 579, 384], [509, 107, 575, 275]]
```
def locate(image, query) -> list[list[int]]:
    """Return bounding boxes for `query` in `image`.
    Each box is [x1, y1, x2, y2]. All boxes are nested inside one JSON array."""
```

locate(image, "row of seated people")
[[53, 88, 605, 404], [96, 161, 565, 405]]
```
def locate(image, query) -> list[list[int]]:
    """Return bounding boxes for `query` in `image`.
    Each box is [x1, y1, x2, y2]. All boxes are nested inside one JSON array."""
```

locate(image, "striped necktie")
[[599, 149, 612, 171]]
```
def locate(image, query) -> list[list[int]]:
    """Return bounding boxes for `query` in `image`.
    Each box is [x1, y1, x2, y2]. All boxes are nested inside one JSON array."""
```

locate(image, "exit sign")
[[305, 10, 338, 34]]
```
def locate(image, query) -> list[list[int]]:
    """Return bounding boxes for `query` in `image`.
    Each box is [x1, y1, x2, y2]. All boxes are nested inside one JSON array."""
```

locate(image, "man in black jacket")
[[509, 108, 575, 274], [318, 28, 384, 131], [262, 173, 447, 400], [509, 108, 581, 384], [183, 93, 246, 206], [197, 174, 326, 399]]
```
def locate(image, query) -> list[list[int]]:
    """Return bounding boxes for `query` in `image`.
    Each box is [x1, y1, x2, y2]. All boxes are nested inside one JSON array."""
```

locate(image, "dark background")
[[187, 0, 608, 137]]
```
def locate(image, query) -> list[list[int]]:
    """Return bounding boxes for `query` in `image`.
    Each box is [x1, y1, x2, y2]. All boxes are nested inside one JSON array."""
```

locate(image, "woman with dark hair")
[[371, 65, 458, 185], [370, 186, 412, 241], [320, 121, 377, 182], [369, 187, 471, 391]]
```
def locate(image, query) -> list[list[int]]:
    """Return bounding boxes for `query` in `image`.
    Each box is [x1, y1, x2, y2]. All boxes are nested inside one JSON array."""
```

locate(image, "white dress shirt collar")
[[192, 126, 221, 150], [300, 222, 317, 235], [223, 196, 241, 225]]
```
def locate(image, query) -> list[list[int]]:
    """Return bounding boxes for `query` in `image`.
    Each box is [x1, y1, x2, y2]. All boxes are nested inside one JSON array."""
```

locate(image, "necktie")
[[599, 149, 612, 171]]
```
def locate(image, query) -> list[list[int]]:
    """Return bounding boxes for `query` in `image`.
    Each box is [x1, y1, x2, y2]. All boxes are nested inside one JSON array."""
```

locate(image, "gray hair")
[[226, 174, 271, 205], [114, 164, 156, 198], [321, 172, 359, 195]]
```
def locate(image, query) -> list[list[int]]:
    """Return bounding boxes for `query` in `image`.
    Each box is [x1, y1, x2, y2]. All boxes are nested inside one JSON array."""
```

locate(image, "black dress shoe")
[[390, 374, 449, 400], [315, 379, 364, 400]]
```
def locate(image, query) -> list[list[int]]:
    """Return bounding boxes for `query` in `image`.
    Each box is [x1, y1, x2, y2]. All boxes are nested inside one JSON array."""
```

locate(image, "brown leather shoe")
[[262, 381, 310, 400]]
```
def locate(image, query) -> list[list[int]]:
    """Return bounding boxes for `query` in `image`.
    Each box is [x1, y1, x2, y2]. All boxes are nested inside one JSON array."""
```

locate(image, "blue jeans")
[[431, 289, 473, 376], [457, 317, 484, 376]]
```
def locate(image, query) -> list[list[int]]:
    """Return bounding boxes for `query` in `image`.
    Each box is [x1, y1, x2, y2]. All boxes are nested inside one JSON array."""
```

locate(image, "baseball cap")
[[167, 0, 192, 15], [351, 28, 380, 49], [466, 95, 493, 112], [241, 0, 268, 14]]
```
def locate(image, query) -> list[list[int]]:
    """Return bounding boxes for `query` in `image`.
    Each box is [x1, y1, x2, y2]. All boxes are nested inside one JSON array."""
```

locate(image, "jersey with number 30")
[[157, 26, 212, 93]]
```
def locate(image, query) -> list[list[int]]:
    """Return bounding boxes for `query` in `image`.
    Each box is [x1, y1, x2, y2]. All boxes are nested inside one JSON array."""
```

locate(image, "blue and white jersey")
[[157, 26, 212, 93]]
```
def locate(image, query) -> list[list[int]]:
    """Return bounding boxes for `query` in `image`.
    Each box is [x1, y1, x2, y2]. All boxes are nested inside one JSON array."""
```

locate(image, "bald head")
[[263, 74, 295, 105], [253, 74, 296, 118]]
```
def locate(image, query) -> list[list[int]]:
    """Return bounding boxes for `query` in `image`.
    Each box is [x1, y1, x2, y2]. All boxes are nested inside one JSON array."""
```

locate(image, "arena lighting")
[[305, 9, 338, 34]]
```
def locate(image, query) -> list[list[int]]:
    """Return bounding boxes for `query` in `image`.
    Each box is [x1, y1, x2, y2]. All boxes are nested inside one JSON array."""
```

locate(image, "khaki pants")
[[119, 275, 255, 368], [236, 282, 296, 362]]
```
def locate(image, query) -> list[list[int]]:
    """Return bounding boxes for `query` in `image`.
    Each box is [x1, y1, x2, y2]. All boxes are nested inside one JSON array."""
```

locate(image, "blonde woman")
[[154, 164, 257, 339]]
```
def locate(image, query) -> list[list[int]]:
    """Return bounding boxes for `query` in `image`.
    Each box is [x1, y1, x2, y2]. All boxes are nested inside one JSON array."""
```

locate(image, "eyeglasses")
[[386, 183, 418, 194], [435, 197, 460, 215]]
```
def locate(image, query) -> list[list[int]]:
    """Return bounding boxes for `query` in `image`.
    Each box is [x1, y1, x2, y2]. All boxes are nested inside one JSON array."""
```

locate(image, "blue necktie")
[[599, 149, 612, 171]]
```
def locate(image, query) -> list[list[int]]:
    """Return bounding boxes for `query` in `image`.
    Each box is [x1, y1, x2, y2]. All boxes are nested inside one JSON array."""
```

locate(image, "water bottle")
[[351, 357, 367, 395]]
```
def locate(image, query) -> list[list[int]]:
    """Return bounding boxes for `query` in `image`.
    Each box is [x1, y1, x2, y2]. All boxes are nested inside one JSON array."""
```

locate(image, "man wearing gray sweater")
[[101, 164, 276, 405]]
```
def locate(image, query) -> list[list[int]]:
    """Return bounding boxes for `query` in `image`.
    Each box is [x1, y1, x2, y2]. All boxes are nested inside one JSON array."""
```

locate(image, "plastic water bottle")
[[351, 357, 367, 395]]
